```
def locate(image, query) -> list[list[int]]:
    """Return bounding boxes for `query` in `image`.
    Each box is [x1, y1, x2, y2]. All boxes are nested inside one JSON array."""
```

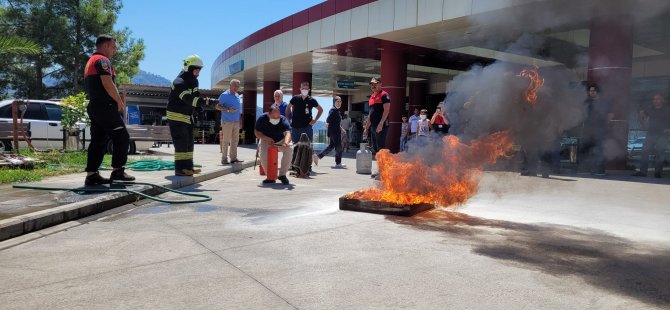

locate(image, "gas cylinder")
[[356, 143, 372, 174], [266, 145, 279, 181]]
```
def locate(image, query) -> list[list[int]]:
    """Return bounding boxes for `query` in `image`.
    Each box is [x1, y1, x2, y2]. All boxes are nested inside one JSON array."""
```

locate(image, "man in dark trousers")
[[363, 77, 390, 154], [579, 84, 610, 175], [83, 34, 134, 185], [166, 54, 215, 176], [633, 93, 670, 178], [286, 81, 323, 144]]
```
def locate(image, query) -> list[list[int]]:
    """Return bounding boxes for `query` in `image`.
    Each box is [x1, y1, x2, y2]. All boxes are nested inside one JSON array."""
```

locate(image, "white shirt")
[[409, 114, 420, 133]]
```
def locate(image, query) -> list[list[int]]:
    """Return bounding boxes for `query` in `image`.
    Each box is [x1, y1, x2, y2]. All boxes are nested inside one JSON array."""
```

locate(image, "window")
[[0, 105, 11, 118], [44, 104, 63, 121], [23, 103, 47, 120]]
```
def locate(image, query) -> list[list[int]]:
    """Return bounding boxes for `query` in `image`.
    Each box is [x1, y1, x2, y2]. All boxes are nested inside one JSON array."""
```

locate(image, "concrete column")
[[292, 72, 312, 96], [408, 81, 427, 115], [587, 14, 633, 170], [381, 48, 407, 153], [242, 81, 257, 144], [263, 81, 280, 112], [341, 95, 350, 114]]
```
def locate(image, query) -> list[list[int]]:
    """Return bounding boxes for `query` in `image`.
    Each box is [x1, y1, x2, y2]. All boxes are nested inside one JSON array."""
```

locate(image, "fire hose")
[[12, 180, 212, 204]]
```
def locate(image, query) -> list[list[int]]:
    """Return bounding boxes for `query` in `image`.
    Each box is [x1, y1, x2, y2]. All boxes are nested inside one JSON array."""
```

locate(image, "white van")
[[0, 99, 153, 153]]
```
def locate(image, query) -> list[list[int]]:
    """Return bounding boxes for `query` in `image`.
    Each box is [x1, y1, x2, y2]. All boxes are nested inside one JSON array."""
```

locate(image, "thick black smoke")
[[444, 61, 585, 154]]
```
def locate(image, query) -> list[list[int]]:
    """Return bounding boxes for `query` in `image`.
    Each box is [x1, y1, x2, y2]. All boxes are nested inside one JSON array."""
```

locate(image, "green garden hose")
[[126, 160, 201, 172], [13, 180, 212, 204]]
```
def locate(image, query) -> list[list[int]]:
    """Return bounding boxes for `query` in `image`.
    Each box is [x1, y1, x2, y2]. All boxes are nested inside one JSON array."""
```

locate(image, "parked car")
[[0, 99, 153, 153], [627, 137, 645, 154]]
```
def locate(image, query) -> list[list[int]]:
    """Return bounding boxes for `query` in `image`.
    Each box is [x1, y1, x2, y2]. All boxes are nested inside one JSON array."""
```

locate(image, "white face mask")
[[269, 118, 280, 125], [301, 89, 309, 97], [420, 115, 427, 120]]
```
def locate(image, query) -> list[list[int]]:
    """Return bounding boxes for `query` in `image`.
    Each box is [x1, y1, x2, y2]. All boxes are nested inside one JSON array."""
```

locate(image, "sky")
[[116, 0, 335, 110]]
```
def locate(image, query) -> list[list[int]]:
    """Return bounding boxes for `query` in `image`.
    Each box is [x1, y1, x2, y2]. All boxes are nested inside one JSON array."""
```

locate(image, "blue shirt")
[[276, 101, 288, 116], [255, 114, 291, 143], [218, 90, 241, 122]]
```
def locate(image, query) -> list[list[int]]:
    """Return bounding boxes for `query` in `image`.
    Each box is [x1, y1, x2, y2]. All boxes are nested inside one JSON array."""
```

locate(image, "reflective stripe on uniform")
[[178, 89, 192, 100], [174, 151, 193, 161], [192, 97, 199, 107], [166, 111, 191, 124], [193, 87, 199, 92]]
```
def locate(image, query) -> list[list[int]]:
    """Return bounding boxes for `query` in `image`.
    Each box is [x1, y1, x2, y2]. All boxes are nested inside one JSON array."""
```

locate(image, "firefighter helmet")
[[183, 54, 204, 71]]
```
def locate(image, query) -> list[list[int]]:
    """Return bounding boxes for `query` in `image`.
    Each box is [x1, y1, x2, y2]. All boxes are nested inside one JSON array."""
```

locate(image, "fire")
[[347, 131, 513, 207], [517, 66, 544, 104]]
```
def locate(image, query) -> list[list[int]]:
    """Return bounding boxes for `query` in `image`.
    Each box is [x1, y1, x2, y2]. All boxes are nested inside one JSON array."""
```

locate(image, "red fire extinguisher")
[[266, 145, 278, 181]]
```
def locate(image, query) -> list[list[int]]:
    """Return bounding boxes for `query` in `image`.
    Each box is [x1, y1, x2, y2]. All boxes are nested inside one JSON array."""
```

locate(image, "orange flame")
[[517, 66, 544, 104], [347, 131, 513, 207]]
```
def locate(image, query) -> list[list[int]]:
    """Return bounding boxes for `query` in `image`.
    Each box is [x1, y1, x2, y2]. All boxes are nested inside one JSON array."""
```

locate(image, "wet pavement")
[[0, 145, 669, 309], [0, 145, 260, 221]]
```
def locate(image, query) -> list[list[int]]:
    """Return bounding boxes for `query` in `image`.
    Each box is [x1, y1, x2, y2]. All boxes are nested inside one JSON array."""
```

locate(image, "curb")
[[0, 162, 254, 242]]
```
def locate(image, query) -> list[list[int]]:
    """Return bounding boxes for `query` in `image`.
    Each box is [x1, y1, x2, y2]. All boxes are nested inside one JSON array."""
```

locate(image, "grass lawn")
[[0, 150, 148, 184]]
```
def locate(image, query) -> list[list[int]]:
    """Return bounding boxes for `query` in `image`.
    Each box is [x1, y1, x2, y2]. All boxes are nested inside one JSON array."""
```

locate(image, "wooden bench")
[[125, 125, 172, 147], [0, 122, 31, 151]]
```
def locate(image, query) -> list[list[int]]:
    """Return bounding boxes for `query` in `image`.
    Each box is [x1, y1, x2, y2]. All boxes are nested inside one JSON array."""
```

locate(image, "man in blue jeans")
[[286, 81, 323, 145]]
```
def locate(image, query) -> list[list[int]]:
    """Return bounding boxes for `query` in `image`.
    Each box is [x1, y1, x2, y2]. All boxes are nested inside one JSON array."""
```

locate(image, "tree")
[[0, 0, 144, 99], [0, 35, 41, 55]]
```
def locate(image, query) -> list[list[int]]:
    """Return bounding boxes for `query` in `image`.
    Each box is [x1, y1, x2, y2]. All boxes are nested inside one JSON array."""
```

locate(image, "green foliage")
[[0, 168, 42, 184], [0, 0, 144, 99], [0, 35, 41, 55], [61, 92, 90, 130], [113, 27, 145, 85]]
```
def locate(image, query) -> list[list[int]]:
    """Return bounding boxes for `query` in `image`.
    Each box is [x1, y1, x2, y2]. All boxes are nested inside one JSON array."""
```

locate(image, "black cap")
[[369, 77, 381, 84]]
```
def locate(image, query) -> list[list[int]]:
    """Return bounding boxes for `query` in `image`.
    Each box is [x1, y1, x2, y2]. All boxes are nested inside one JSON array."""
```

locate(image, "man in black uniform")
[[83, 34, 135, 185], [166, 54, 215, 176], [286, 81, 323, 144], [363, 77, 390, 154]]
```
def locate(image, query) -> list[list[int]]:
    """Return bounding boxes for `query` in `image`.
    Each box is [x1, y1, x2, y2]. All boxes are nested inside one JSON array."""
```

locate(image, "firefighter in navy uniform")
[[363, 77, 390, 154], [83, 34, 135, 185], [167, 55, 216, 176]]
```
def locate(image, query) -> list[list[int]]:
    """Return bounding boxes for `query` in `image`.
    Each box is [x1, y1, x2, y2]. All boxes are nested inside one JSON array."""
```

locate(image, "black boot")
[[110, 167, 135, 182], [85, 171, 109, 186]]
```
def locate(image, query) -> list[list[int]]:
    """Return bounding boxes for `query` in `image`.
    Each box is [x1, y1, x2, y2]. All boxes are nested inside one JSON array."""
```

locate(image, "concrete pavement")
[[0, 148, 669, 309]]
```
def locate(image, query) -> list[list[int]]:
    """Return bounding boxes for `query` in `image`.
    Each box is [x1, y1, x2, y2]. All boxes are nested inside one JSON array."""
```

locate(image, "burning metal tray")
[[339, 195, 434, 216]]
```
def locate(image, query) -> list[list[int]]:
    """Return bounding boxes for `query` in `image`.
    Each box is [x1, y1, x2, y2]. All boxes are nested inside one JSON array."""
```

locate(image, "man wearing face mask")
[[416, 109, 430, 141], [166, 54, 216, 176], [364, 77, 390, 154], [255, 105, 293, 184], [287, 81, 323, 144]]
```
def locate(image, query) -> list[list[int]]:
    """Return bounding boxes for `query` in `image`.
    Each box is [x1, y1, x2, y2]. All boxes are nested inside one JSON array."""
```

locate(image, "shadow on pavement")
[[389, 210, 670, 307]]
